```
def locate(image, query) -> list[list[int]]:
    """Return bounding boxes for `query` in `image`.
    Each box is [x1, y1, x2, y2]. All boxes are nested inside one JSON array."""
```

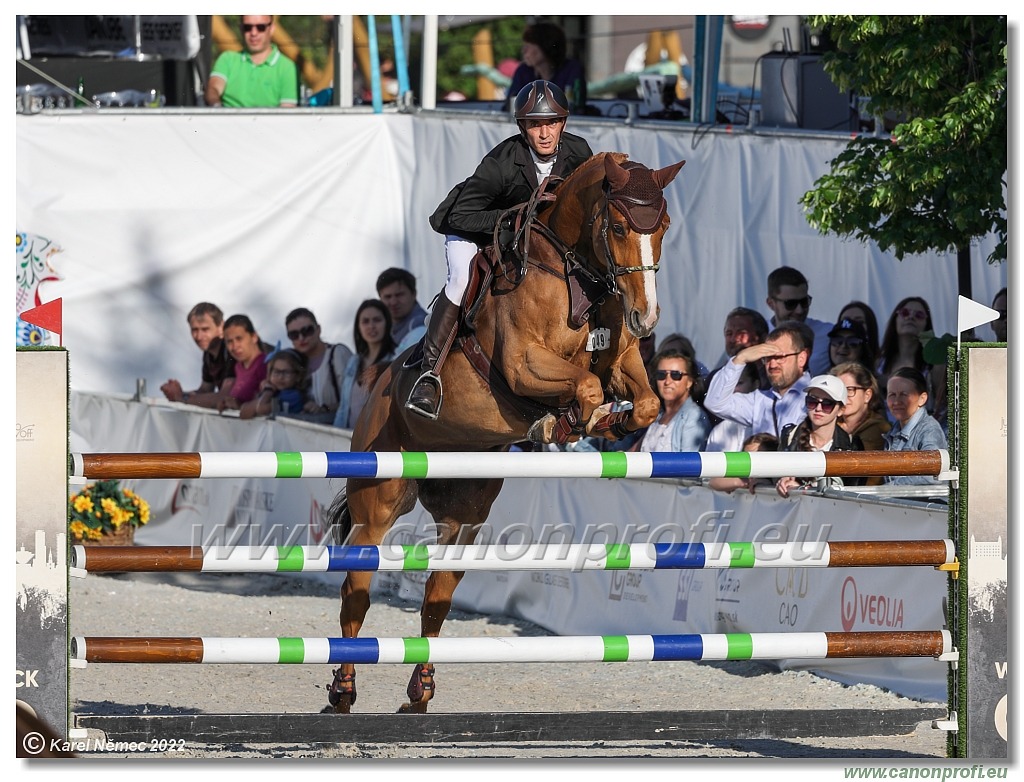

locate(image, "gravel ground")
[[68, 570, 950, 762]]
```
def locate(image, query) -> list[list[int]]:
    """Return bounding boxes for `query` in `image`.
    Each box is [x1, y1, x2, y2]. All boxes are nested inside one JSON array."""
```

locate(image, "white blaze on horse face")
[[637, 233, 659, 332]]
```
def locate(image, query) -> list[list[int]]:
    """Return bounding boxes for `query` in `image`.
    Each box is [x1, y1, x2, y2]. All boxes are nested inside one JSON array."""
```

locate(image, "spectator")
[[285, 307, 353, 424], [829, 361, 890, 452], [333, 299, 398, 430], [219, 314, 273, 407], [836, 300, 881, 363], [827, 317, 878, 374], [632, 349, 710, 453], [877, 296, 946, 426], [703, 321, 813, 440], [764, 266, 833, 376], [239, 348, 308, 420], [508, 22, 587, 112], [991, 287, 1007, 342], [204, 16, 298, 108], [409, 79, 592, 419], [376, 267, 428, 348], [775, 374, 864, 497], [707, 432, 779, 494], [161, 302, 233, 405], [704, 362, 762, 453], [883, 367, 948, 486], [718, 306, 770, 368]]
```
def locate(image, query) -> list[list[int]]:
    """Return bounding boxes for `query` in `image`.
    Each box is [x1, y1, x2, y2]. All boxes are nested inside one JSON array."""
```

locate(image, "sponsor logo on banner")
[[776, 568, 811, 628], [608, 570, 647, 603], [16, 423, 36, 442], [673, 570, 698, 621], [170, 481, 211, 515], [715, 570, 741, 624], [531, 571, 570, 590], [840, 576, 905, 632]]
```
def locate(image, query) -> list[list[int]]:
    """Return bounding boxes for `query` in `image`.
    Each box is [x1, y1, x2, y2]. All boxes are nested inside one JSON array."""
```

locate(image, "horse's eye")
[[611, 223, 626, 237]]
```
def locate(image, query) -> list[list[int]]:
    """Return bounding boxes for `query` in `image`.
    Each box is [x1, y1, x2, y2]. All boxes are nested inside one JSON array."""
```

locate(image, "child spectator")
[[240, 348, 308, 420], [707, 432, 779, 493]]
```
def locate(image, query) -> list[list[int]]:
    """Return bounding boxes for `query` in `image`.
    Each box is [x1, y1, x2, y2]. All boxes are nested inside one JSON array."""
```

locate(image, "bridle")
[[531, 169, 667, 296]]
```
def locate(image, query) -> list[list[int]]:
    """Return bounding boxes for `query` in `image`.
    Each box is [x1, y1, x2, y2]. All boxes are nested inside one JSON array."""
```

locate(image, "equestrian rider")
[[407, 79, 594, 419]]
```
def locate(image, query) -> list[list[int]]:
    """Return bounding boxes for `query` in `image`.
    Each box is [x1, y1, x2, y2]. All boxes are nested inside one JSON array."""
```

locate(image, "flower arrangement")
[[68, 480, 150, 542]]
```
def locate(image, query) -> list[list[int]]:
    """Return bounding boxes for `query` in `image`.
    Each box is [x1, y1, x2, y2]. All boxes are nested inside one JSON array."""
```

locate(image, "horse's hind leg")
[[398, 477, 504, 714], [324, 476, 416, 714]]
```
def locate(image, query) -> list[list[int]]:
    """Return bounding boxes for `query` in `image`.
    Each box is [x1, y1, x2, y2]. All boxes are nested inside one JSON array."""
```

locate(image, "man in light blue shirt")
[[703, 323, 813, 440]]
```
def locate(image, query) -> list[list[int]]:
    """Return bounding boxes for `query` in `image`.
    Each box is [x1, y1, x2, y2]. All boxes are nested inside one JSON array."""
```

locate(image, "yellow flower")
[[73, 495, 94, 514]]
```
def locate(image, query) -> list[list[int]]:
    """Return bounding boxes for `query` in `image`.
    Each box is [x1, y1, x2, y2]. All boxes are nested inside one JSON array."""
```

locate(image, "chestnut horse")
[[324, 152, 685, 713]]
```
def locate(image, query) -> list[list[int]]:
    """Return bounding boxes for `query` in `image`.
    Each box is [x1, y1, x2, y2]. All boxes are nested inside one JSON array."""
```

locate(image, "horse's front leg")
[[585, 347, 661, 441], [400, 479, 502, 713], [511, 345, 605, 445]]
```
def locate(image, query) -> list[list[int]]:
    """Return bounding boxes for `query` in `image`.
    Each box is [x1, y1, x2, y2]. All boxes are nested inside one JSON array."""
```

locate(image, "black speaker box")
[[760, 52, 857, 131]]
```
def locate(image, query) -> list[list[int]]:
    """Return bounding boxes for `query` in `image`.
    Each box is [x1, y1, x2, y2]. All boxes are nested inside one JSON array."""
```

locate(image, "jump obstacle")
[[71, 448, 950, 481], [68, 447, 960, 748], [72, 540, 957, 572]]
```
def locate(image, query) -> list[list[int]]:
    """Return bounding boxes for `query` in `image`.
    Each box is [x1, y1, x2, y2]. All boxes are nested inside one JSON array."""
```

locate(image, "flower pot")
[[76, 524, 135, 547]]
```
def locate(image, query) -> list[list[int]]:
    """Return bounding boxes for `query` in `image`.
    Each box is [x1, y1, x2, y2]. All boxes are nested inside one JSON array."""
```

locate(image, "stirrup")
[[406, 371, 443, 420]]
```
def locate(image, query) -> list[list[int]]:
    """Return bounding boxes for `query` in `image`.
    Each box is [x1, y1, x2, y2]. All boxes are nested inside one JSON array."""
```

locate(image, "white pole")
[[420, 15, 438, 109], [338, 15, 354, 108]]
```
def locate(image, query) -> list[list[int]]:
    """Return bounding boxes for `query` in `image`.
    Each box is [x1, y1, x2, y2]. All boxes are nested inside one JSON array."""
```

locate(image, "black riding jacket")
[[429, 131, 594, 247]]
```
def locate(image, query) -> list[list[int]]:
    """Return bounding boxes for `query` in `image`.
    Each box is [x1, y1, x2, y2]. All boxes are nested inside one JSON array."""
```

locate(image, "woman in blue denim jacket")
[[333, 300, 396, 431], [633, 349, 710, 453], [882, 367, 948, 485]]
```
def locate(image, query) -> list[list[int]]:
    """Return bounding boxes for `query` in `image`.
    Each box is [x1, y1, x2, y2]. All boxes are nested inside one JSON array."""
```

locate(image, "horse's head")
[[594, 154, 685, 338]]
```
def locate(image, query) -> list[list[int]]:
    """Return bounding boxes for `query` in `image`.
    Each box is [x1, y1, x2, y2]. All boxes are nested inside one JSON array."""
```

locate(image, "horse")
[[324, 151, 685, 713]]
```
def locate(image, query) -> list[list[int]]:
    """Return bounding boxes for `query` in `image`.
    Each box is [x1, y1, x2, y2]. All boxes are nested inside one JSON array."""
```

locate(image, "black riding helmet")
[[513, 79, 570, 121], [513, 80, 570, 158]]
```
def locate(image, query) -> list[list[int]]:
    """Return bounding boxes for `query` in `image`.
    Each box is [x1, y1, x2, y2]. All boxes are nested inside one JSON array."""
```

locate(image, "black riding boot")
[[406, 292, 461, 419]]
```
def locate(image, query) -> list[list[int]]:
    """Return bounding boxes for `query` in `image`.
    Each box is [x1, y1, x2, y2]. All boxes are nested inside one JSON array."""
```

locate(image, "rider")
[[407, 79, 594, 419]]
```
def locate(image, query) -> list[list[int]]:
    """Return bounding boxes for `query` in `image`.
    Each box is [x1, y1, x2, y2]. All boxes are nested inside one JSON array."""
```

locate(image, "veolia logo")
[[840, 576, 905, 632]]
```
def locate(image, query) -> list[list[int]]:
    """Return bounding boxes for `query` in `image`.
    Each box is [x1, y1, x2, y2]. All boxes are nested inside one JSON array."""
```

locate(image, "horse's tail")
[[327, 485, 353, 545]]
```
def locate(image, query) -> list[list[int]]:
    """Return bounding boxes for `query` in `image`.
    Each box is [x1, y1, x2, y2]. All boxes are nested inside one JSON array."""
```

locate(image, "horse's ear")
[[604, 154, 630, 191], [652, 160, 686, 190]]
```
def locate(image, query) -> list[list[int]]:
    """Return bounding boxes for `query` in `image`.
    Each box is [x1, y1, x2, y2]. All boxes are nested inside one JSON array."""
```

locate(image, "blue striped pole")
[[71, 450, 950, 481], [71, 631, 952, 664], [72, 540, 957, 573]]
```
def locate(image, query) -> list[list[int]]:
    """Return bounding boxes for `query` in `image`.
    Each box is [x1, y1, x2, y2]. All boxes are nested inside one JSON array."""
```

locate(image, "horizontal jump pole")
[[71, 631, 951, 664], [72, 540, 956, 573], [71, 449, 949, 480]]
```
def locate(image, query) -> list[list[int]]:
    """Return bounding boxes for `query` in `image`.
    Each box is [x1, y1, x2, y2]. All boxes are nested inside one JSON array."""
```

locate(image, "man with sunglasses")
[[205, 16, 298, 108], [764, 266, 833, 376], [703, 322, 813, 440]]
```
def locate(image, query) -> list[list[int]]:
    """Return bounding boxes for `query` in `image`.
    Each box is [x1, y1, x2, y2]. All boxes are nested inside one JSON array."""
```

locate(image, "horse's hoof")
[[326, 668, 356, 711], [527, 414, 557, 445], [397, 701, 429, 714], [406, 663, 435, 702], [320, 702, 351, 715]]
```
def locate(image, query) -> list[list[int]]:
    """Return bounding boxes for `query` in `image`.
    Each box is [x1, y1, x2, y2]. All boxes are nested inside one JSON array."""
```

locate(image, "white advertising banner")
[[19, 111, 1004, 396], [71, 391, 949, 701]]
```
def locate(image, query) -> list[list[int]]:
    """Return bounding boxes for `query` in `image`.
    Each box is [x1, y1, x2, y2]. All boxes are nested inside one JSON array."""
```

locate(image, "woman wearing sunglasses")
[[633, 349, 710, 453], [775, 374, 864, 497], [877, 296, 947, 428], [285, 308, 354, 424]]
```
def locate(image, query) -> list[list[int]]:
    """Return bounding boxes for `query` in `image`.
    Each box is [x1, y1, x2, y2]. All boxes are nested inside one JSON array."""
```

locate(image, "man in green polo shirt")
[[204, 15, 299, 108]]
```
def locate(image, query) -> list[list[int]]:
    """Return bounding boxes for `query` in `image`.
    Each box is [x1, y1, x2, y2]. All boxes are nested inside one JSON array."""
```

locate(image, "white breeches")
[[443, 235, 479, 304]]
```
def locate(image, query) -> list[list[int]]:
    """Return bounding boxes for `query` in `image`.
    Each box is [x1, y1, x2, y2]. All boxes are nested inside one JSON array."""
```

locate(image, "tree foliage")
[[800, 16, 1007, 264]]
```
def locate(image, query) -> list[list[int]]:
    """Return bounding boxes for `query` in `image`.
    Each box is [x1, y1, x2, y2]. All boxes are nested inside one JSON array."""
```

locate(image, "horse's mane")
[[557, 151, 628, 191]]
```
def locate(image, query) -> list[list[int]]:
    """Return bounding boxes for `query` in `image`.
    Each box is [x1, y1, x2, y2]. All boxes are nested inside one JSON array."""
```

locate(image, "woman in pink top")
[[218, 314, 271, 409]]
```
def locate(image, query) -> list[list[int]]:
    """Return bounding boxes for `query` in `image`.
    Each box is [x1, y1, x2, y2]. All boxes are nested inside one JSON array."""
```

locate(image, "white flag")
[[958, 295, 1000, 335]]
